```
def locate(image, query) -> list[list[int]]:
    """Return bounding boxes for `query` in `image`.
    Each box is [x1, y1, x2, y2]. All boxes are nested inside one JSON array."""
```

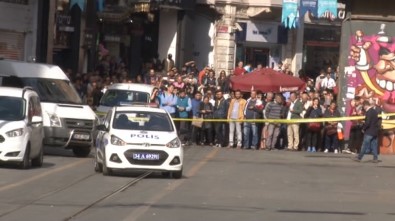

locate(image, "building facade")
[[0, 0, 39, 61], [10, 0, 343, 78]]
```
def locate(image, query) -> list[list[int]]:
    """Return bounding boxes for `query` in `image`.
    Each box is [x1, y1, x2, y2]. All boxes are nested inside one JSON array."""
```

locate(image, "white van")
[[0, 60, 97, 157], [96, 83, 157, 116]]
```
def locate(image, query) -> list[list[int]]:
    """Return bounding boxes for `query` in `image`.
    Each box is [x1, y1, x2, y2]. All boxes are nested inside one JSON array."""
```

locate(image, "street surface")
[[0, 146, 394, 221]]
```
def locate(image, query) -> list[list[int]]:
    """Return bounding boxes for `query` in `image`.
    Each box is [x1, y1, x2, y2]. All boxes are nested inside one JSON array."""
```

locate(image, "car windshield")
[[100, 90, 150, 107], [21, 78, 82, 104], [0, 96, 25, 121], [112, 111, 174, 132]]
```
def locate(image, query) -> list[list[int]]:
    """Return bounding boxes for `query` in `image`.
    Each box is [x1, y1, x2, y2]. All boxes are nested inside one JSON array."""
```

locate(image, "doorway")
[[245, 47, 269, 68]]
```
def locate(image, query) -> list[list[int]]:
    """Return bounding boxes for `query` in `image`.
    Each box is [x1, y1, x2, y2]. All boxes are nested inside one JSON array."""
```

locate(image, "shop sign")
[[246, 21, 278, 43]]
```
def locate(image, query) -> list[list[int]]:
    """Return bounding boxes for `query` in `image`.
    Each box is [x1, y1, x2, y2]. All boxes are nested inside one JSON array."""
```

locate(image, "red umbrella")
[[230, 68, 306, 93]]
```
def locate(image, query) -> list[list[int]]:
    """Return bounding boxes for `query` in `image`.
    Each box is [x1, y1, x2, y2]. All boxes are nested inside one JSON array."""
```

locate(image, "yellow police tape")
[[95, 111, 395, 130]]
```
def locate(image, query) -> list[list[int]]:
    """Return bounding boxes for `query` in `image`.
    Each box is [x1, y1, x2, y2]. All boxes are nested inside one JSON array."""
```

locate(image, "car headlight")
[[166, 138, 181, 148], [111, 135, 126, 146], [6, 128, 24, 137], [49, 114, 62, 127]]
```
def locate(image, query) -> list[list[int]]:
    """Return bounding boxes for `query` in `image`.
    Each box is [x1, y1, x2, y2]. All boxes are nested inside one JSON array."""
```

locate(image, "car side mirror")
[[31, 116, 43, 124], [96, 124, 107, 131]]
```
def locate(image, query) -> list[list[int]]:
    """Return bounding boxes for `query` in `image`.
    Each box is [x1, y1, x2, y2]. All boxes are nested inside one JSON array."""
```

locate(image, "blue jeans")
[[243, 122, 258, 148], [358, 135, 378, 160], [325, 134, 339, 151]]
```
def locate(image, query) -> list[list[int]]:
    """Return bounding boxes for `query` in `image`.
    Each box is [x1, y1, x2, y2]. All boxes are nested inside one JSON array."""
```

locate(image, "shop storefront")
[[235, 20, 287, 69], [302, 7, 345, 78], [303, 24, 341, 78]]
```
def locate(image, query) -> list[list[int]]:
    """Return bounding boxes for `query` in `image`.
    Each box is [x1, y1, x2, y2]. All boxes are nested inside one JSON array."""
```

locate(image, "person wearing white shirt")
[[320, 73, 336, 91]]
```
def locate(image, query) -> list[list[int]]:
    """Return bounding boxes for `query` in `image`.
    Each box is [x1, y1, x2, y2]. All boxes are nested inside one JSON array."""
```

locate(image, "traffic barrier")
[[95, 111, 395, 129]]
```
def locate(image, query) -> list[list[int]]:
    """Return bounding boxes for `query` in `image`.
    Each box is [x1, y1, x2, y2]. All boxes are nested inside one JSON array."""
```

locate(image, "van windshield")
[[0, 96, 25, 121], [22, 78, 82, 104], [100, 90, 149, 107]]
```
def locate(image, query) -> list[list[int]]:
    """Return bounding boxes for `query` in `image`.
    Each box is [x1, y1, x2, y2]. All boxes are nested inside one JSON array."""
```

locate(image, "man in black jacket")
[[352, 100, 380, 163], [213, 90, 228, 147]]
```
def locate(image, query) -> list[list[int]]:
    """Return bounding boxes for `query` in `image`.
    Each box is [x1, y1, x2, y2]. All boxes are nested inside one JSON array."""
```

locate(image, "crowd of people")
[[69, 54, 381, 156]]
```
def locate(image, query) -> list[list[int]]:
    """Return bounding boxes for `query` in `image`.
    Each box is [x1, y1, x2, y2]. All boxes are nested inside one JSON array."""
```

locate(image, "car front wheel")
[[171, 169, 183, 179], [102, 153, 113, 176], [94, 151, 103, 173], [31, 146, 44, 167], [20, 145, 31, 169]]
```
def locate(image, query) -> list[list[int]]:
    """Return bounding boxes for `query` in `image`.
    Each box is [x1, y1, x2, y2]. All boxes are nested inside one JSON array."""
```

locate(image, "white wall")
[[191, 15, 215, 69], [0, 0, 38, 61], [158, 10, 178, 61]]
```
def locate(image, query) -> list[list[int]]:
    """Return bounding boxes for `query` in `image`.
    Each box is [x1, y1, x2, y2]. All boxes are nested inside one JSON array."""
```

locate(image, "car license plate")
[[132, 153, 160, 160], [73, 133, 90, 140]]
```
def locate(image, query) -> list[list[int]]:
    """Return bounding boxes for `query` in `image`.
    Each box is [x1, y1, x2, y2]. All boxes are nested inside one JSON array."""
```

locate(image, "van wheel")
[[72, 146, 91, 157], [20, 145, 31, 169], [31, 146, 44, 167]]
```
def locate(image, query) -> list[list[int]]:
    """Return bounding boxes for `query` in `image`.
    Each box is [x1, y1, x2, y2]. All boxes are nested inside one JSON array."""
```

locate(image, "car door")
[[96, 110, 112, 159], [27, 96, 40, 156]]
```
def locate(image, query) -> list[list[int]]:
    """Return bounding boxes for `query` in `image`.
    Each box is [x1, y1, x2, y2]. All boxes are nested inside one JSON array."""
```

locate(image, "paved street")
[[0, 146, 394, 221]]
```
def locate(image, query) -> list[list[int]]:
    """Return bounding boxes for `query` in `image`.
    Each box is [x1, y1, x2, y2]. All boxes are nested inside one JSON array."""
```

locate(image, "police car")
[[94, 105, 183, 178]]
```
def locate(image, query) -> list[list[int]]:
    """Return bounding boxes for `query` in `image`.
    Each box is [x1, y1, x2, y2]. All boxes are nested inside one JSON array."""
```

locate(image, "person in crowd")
[[203, 70, 217, 93], [352, 100, 380, 163], [173, 75, 185, 90], [274, 61, 283, 72], [150, 87, 160, 105], [191, 92, 202, 145], [88, 81, 103, 110], [159, 85, 178, 117], [213, 90, 228, 147], [74, 77, 87, 102], [234, 61, 246, 76], [265, 94, 285, 151], [184, 61, 199, 78], [198, 66, 210, 85], [305, 98, 323, 152], [227, 90, 246, 148], [200, 96, 214, 146], [321, 73, 336, 92], [184, 73, 197, 96], [205, 89, 215, 106], [260, 92, 274, 149], [217, 71, 228, 93], [315, 70, 326, 92], [286, 92, 303, 151], [305, 79, 315, 93], [299, 92, 311, 150], [176, 89, 192, 145], [145, 69, 158, 85], [243, 90, 264, 150], [244, 63, 252, 73], [323, 101, 341, 153], [327, 66, 336, 80], [163, 53, 175, 73], [345, 96, 364, 154]]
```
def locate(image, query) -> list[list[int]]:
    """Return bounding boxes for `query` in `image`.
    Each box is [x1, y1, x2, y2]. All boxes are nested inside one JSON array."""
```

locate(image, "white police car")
[[0, 87, 44, 169], [94, 105, 183, 178]]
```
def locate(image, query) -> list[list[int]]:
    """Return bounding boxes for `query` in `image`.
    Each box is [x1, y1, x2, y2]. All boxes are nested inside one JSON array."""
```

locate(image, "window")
[[0, 96, 25, 121], [21, 78, 82, 104], [112, 111, 173, 132], [100, 90, 150, 107]]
